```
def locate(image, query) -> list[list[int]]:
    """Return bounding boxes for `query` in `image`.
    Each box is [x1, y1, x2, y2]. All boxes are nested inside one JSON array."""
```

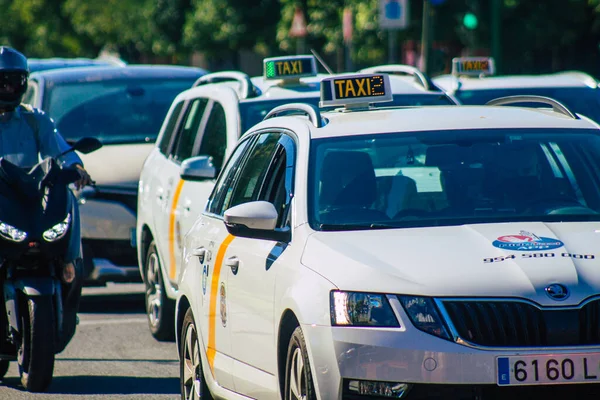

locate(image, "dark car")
[[23, 65, 207, 285], [28, 57, 126, 72]]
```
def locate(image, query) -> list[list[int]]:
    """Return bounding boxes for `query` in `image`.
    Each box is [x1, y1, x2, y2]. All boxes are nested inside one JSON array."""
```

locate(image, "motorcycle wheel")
[[18, 295, 55, 392], [145, 241, 175, 342]]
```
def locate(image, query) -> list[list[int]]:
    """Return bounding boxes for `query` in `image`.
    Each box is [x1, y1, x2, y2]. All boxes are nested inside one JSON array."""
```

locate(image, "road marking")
[[168, 179, 185, 280], [207, 234, 235, 376], [79, 317, 147, 326]]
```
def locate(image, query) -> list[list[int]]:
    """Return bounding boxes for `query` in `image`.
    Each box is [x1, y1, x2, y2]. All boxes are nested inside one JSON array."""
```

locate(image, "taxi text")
[[333, 75, 386, 99], [274, 60, 304, 76], [460, 60, 490, 73]]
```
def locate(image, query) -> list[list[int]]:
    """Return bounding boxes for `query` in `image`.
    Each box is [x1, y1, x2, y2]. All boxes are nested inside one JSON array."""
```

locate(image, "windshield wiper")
[[318, 223, 397, 231]]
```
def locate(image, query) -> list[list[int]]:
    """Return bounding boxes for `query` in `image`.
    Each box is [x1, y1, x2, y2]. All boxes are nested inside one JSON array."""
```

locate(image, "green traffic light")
[[463, 12, 478, 30]]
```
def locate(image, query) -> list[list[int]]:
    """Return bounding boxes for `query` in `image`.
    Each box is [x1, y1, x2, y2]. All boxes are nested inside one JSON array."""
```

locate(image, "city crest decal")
[[492, 230, 564, 251]]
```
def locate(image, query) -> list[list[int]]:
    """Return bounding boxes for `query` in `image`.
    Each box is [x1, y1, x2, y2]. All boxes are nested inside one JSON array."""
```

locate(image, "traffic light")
[[462, 12, 478, 30]]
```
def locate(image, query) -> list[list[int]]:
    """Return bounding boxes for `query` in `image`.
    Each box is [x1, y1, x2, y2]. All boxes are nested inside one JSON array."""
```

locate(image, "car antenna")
[[310, 48, 334, 74]]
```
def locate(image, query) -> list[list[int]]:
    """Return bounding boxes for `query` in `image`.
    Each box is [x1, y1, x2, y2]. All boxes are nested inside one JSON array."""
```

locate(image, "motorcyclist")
[[0, 46, 92, 188]]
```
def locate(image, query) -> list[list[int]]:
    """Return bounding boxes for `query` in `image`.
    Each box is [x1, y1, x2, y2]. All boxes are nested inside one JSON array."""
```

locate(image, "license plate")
[[497, 354, 600, 386]]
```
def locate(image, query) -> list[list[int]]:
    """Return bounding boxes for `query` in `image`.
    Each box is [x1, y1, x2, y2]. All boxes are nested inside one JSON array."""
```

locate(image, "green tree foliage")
[[63, 0, 156, 62], [1, 0, 600, 77], [152, 0, 193, 58], [0, 0, 95, 57], [184, 0, 281, 67]]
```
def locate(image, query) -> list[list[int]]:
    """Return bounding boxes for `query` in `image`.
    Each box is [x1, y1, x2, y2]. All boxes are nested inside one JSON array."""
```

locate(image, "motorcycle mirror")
[[70, 137, 103, 154]]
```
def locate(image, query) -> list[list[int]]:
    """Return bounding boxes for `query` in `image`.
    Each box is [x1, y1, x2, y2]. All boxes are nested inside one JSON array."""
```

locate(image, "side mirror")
[[224, 201, 290, 242], [180, 156, 216, 181], [71, 137, 103, 154]]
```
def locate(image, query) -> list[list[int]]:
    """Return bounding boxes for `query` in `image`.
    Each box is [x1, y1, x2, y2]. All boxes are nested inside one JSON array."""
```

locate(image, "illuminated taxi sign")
[[263, 55, 318, 80], [320, 73, 393, 107], [452, 57, 496, 77]]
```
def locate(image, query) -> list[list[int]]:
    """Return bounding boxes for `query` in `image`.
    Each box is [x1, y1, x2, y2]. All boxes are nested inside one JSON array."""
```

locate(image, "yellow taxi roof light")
[[263, 55, 318, 80], [451, 57, 496, 77], [320, 73, 393, 108]]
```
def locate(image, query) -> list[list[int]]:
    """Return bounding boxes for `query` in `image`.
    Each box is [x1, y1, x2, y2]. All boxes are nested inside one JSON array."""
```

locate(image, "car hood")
[[78, 142, 153, 190], [301, 222, 600, 306]]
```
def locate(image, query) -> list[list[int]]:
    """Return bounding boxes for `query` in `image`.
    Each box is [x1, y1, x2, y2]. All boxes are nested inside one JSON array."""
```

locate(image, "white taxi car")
[[137, 55, 327, 341], [434, 56, 600, 123], [176, 72, 600, 399]]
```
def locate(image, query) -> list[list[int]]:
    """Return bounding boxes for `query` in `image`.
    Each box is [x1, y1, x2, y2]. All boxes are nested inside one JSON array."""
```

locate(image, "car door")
[[155, 97, 209, 286], [186, 135, 256, 391], [224, 132, 295, 398], [176, 99, 227, 266], [175, 88, 240, 284]]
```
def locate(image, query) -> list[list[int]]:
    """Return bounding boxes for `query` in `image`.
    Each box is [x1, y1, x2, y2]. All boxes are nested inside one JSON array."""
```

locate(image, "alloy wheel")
[[288, 347, 307, 400], [145, 252, 162, 328], [182, 323, 202, 400]]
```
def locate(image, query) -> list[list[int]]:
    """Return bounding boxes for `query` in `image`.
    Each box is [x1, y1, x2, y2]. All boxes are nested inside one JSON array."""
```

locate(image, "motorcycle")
[[0, 137, 102, 392]]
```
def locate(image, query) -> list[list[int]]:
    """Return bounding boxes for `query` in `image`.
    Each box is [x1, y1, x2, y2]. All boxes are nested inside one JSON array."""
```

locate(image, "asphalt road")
[[0, 283, 180, 400]]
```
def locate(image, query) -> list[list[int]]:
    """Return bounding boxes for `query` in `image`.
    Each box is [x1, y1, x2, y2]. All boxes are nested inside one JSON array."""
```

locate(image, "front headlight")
[[330, 291, 400, 327], [43, 214, 71, 242], [398, 296, 451, 340], [0, 221, 27, 242]]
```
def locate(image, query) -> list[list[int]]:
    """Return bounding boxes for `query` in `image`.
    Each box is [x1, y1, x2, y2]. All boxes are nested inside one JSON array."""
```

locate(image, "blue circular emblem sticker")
[[492, 231, 564, 251]]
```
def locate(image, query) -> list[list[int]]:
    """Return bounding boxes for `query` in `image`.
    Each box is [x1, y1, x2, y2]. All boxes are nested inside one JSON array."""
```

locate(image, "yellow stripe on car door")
[[168, 179, 185, 280], [207, 234, 235, 375]]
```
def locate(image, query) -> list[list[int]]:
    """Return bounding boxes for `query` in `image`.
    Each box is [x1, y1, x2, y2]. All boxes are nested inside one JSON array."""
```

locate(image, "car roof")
[[434, 72, 598, 92], [27, 57, 126, 72], [182, 70, 450, 106], [255, 105, 600, 141], [29, 65, 207, 83]]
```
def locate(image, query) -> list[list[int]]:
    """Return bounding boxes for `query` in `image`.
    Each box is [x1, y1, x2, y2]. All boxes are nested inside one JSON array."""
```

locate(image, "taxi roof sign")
[[263, 55, 318, 80], [452, 57, 496, 77], [319, 73, 393, 108]]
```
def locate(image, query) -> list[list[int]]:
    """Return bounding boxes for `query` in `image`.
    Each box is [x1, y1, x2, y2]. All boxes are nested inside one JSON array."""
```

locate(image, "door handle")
[[225, 256, 239, 275], [192, 247, 207, 263]]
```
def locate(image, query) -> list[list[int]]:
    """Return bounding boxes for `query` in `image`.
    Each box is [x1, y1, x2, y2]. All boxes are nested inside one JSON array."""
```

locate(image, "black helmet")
[[0, 47, 29, 110]]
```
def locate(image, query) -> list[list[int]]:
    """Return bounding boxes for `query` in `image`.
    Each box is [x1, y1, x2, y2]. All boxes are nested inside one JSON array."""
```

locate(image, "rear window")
[[45, 78, 198, 144]]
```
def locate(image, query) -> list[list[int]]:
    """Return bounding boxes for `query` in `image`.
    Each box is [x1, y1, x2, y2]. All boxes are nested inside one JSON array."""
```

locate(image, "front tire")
[[180, 308, 212, 400], [18, 295, 55, 392], [284, 327, 316, 400], [145, 241, 175, 341]]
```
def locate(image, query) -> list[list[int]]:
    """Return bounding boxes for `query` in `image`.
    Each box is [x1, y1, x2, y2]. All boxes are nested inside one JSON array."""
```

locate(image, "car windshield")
[[46, 78, 197, 144], [308, 128, 600, 231], [457, 87, 600, 123]]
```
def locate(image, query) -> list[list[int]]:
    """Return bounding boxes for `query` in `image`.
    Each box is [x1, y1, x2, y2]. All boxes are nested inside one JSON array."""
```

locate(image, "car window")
[[239, 98, 320, 133], [196, 101, 227, 172], [258, 134, 296, 228], [47, 78, 198, 144], [171, 98, 209, 162], [158, 101, 184, 155], [226, 132, 282, 211], [309, 128, 600, 230], [206, 137, 255, 216]]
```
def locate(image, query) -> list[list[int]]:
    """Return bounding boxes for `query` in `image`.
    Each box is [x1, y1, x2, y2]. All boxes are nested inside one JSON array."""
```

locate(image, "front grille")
[[443, 299, 600, 347]]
